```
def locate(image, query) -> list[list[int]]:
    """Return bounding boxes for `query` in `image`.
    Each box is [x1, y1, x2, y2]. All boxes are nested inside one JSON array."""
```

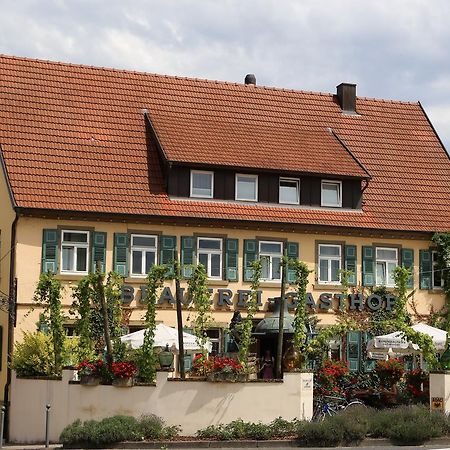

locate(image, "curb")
[[9, 436, 450, 449]]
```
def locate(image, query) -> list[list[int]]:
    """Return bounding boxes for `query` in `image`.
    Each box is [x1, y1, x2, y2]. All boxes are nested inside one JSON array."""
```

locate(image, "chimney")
[[244, 74, 256, 86], [336, 83, 356, 114]]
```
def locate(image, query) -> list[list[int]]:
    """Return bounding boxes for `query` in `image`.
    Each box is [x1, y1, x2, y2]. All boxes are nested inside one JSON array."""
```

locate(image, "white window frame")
[[318, 244, 342, 285], [259, 240, 283, 281], [190, 170, 214, 199], [321, 180, 342, 207], [197, 237, 223, 280], [375, 247, 398, 287], [130, 234, 158, 278], [432, 250, 444, 290], [235, 173, 258, 202], [60, 230, 90, 275], [279, 177, 300, 205]]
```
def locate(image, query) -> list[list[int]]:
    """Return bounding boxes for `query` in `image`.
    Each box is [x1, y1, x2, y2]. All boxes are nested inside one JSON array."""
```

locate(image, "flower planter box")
[[79, 375, 101, 386], [112, 377, 134, 387]]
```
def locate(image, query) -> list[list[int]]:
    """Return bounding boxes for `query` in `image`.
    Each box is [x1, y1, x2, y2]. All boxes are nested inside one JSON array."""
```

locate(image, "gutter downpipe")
[[3, 212, 18, 442]]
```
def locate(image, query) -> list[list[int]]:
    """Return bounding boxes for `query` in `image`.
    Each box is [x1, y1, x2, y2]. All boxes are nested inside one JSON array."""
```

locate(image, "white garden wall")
[[9, 370, 313, 443]]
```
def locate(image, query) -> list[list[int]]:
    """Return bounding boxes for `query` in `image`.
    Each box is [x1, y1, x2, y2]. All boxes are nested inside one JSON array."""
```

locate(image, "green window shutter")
[[286, 241, 299, 284], [181, 236, 195, 279], [225, 238, 239, 281], [344, 245, 357, 286], [362, 246, 374, 286], [91, 231, 107, 273], [419, 249, 432, 290], [41, 229, 59, 274], [160, 235, 177, 277], [346, 331, 361, 372], [243, 239, 258, 282], [362, 332, 375, 372], [113, 233, 129, 277], [402, 248, 414, 289]]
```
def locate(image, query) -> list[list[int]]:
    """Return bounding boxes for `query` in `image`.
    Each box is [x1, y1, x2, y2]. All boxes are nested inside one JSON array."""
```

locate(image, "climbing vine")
[[33, 273, 65, 374], [238, 259, 262, 366], [138, 264, 167, 382], [432, 232, 450, 332], [70, 271, 123, 357], [187, 264, 213, 361], [289, 260, 311, 367]]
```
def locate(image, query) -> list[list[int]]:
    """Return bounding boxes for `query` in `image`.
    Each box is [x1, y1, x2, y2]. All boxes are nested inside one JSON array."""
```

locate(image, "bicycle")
[[312, 394, 366, 421]]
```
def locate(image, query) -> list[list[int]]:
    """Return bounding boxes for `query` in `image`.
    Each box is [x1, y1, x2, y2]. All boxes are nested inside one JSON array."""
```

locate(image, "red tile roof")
[[0, 54, 449, 233]]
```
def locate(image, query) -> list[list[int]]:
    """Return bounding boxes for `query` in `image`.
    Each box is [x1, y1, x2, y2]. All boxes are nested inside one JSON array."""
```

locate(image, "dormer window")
[[236, 174, 258, 202], [279, 177, 300, 204], [190, 170, 214, 198], [321, 180, 342, 207]]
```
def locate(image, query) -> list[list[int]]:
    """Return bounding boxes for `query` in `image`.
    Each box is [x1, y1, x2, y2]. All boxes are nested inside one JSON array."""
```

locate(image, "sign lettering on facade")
[[121, 285, 396, 312]]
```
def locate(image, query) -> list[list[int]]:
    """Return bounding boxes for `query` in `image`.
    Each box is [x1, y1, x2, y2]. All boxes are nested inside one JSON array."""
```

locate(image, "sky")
[[1, 0, 450, 151]]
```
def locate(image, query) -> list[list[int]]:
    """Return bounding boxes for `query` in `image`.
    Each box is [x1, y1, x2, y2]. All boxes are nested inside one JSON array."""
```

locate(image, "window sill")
[[56, 274, 88, 282], [428, 289, 444, 294], [313, 284, 344, 291], [206, 280, 229, 287], [125, 276, 149, 283]]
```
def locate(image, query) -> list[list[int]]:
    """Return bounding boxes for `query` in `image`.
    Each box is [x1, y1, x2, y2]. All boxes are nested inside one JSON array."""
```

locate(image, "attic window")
[[236, 174, 258, 202], [190, 170, 214, 198], [321, 180, 342, 207], [279, 177, 300, 204]]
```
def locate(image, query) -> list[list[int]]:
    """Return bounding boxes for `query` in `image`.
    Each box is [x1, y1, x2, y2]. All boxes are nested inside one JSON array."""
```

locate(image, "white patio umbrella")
[[120, 323, 212, 352], [367, 323, 447, 354]]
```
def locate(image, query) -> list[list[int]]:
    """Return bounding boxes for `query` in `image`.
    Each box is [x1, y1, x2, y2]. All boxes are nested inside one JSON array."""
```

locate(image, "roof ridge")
[[0, 53, 335, 97], [0, 54, 423, 105]]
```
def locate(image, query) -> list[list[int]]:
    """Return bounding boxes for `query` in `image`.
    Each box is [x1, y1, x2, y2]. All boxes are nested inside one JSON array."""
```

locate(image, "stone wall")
[[9, 370, 313, 443]]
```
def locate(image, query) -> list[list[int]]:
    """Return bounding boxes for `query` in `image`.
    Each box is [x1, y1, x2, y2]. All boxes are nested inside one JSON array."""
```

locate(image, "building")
[[0, 55, 450, 401]]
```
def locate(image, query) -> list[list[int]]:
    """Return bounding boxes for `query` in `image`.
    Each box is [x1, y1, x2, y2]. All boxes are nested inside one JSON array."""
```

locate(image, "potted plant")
[[209, 356, 244, 382], [111, 361, 138, 387], [375, 358, 404, 405], [77, 359, 105, 386]]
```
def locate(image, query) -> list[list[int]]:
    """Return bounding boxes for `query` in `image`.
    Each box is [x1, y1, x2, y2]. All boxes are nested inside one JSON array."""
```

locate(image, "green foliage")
[[60, 415, 180, 446], [297, 419, 344, 447], [197, 417, 299, 441], [369, 405, 446, 445], [238, 259, 261, 366], [138, 265, 167, 382], [70, 272, 124, 357], [432, 233, 450, 331], [393, 266, 413, 325], [11, 332, 55, 376], [188, 264, 213, 359], [290, 260, 311, 366], [33, 273, 65, 374], [62, 336, 89, 367]]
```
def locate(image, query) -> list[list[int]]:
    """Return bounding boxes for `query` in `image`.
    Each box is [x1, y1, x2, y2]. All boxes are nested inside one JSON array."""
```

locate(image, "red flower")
[[111, 361, 138, 379]]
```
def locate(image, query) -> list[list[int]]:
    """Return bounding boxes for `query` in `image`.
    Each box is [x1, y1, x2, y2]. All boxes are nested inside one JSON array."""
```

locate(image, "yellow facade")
[[13, 216, 444, 336], [0, 162, 16, 401]]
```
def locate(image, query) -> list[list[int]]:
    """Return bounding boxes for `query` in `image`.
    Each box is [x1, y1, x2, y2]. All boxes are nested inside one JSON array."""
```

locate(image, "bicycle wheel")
[[344, 399, 366, 411], [312, 404, 326, 422]]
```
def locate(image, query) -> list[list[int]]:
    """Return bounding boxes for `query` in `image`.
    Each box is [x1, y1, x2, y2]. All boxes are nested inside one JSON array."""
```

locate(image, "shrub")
[[11, 332, 55, 376], [60, 415, 180, 446], [388, 406, 445, 445], [268, 417, 299, 437], [298, 420, 344, 447], [329, 406, 370, 444]]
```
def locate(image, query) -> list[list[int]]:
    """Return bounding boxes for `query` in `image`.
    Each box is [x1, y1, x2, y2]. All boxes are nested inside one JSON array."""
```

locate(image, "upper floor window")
[[190, 170, 214, 198], [432, 251, 444, 289], [197, 237, 223, 279], [318, 244, 341, 284], [279, 177, 300, 204], [260, 241, 282, 281], [375, 247, 398, 287], [235, 174, 258, 202], [131, 234, 157, 277], [61, 230, 89, 274], [321, 180, 342, 207]]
